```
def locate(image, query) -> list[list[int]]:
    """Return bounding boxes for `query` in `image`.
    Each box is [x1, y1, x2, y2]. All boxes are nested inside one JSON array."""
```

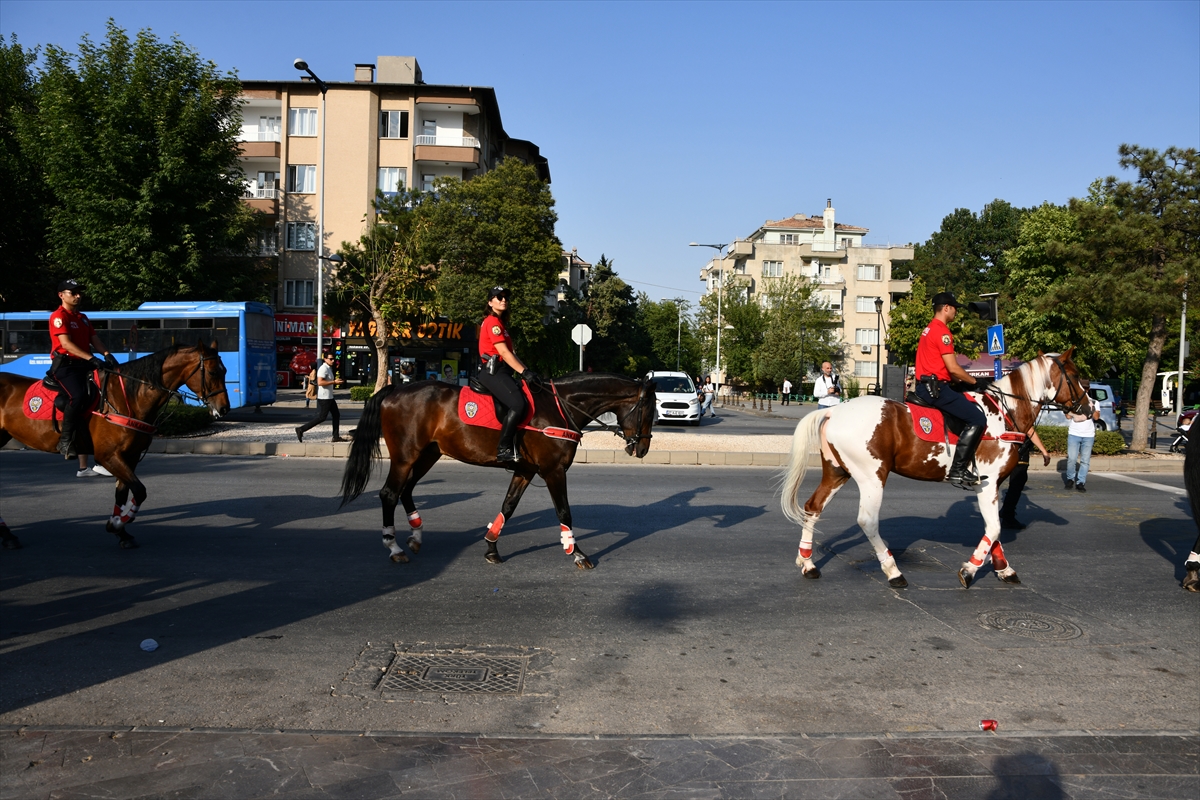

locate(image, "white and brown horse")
[[781, 350, 1091, 589]]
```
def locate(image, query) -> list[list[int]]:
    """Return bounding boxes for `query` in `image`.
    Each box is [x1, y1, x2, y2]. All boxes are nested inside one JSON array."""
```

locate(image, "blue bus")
[[0, 301, 276, 409]]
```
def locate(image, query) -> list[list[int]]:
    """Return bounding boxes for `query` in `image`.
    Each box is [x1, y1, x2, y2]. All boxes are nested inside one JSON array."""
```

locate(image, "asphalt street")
[[1, 452, 1196, 797]]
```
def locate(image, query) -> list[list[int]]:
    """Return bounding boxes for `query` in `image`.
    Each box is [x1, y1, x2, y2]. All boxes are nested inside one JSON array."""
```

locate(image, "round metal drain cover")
[[979, 610, 1083, 640]]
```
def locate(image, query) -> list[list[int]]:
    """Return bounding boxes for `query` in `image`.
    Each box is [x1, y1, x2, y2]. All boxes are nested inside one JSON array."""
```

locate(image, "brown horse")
[[0, 343, 230, 549], [340, 373, 655, 568], [781, 350, 1091, 589]]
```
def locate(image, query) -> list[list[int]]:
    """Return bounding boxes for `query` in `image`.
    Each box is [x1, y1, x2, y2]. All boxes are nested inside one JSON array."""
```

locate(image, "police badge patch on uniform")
[[491, 326, 501, 335], [941, 335, 951, 345], [53, 318, 63, 328], [465, 401, 478, 418]]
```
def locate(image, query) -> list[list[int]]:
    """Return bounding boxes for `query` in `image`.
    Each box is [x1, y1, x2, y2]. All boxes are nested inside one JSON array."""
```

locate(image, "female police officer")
[[475, 287, 542, 463]]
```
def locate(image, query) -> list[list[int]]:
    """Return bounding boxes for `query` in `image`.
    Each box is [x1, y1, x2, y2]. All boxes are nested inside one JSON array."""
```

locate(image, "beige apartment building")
[[699, 202, 914, 386], [236, 56, 548, 385]]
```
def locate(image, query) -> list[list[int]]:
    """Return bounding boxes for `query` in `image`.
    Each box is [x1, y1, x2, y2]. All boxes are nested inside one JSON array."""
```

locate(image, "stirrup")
[[948, 472, 978, 488], [496, 448, 520, 463]]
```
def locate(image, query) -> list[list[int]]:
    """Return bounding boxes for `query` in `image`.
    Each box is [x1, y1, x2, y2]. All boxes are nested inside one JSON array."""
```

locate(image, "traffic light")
[[967, 297, 998, 322]]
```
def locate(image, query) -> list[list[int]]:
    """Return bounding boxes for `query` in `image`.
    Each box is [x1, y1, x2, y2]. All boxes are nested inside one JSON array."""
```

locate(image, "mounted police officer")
[[476, 286, 542, 463], [914, 292, 988, 488], [48, 280, 118, 459]]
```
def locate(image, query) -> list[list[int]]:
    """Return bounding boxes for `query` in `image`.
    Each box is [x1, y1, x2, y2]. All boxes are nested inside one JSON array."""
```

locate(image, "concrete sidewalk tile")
[[192, 441, 222, 455], [726, 452, 754, 465], [583, 450, 614, 463], [161, 440, 192, 454], [752, 453, 785, 466], [274, 442, 305, 457], [147, 440, 167, 453], [333, 443, 351, 458], [641, 451, 671, 464], [699, 452, 727, 465], [669, 451, 699, 465], [306, 444, 334, 458]]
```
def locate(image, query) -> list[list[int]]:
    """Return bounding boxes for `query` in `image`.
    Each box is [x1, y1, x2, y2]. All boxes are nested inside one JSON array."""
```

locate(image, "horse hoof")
[[958, 568, 974, 589], [390, 552, 409, 564], [802, 567, 821, 579], [407, 538, 421, 554], [105, 521, 115, 533], [888, 575, 908, 588], [485, 552, 504, 565], [575, 556, 594, 570], [119, 537, 138, 550], [1183, 568, 1200, 592], [1, 536, 21, 550], [996, 571, 1022, 585]]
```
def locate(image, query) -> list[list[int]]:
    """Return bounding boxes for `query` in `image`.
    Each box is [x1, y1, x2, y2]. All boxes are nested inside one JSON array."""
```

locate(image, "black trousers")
[[298, 398, 340, 436], [1000, 462, 1029, 518], [53, 359, 92, 420], [474, 369, 526, 418]]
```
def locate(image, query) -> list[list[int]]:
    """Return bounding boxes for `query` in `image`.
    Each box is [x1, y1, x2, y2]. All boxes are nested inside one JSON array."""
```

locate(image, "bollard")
[[767, 395, 772, 412]]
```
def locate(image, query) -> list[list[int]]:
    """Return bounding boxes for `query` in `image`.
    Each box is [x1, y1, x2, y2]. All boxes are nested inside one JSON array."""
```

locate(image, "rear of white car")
[[646, 371, 701, 426]]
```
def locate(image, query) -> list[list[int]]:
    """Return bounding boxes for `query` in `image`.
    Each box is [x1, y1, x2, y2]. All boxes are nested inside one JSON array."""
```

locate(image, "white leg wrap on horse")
[[879, 552, 902, 580], [560, 524, 575, 554], [1187, 551, 1200, 566], [796, 516, 817, 568], [111, 499, 140, 530], [969, 536, 993, 569], [382, 526, 404, 557]]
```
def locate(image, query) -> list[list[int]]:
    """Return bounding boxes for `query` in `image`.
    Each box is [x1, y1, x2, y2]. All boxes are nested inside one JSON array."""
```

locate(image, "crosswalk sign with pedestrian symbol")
[[987, 324, 1005, 356]]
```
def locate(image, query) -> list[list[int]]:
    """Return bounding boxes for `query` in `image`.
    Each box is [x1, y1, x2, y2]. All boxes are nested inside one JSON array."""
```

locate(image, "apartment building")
[[236, 56, 549, 385], [699, 202, 914, 384], [546, 248, 592, 312]]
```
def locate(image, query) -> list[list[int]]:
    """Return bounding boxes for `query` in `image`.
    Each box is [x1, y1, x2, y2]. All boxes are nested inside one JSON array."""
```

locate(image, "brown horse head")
[[1042, 348, 1091, 416], [623, 379, 657, 458], [167, 341, 231, 418]]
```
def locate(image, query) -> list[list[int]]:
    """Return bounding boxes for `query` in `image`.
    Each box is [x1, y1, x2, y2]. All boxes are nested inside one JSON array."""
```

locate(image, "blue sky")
[[4, 0, 1198, 301]]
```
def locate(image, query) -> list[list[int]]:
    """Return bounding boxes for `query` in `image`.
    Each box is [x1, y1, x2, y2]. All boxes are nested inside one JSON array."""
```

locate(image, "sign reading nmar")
[[987, 324, 1005, 356]]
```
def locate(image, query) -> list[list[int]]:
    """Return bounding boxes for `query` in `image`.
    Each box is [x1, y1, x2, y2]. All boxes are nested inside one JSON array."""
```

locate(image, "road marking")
[[1090, 472, 1186, 496]]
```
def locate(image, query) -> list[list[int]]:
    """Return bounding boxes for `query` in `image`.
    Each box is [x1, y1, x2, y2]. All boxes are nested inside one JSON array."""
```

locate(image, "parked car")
[[1036, 382, 1119, 431], [645, 370, 701, 426]]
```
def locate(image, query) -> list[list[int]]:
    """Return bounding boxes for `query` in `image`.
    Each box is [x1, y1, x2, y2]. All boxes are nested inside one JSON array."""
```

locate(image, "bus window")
[[245, 312, 275, 348], [5, 330, 51, 355]]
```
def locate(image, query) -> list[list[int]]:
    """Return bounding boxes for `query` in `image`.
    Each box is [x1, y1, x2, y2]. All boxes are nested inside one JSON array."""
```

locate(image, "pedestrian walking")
[[781, 378, 792, 406], [76, 455, 113, 478], [999, 428, 1051, 529], [701, 378, 717, 418], [1064, 407, 1100, 491], [295, 353, 346, 442]]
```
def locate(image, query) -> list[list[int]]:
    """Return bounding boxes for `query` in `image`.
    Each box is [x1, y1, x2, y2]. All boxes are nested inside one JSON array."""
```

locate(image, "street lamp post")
[[874, 297, 884, 396], [674, 297, 685, 371], [690, 242, 728, 385], [294, 58, 329, 358]]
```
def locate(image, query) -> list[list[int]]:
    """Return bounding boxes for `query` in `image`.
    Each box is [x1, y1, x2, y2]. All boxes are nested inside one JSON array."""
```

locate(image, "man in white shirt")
[[813, 362, 842, 407], [781, 378, 793, 406], [296, 353, 346, 442], [701, 378, 717, 418]]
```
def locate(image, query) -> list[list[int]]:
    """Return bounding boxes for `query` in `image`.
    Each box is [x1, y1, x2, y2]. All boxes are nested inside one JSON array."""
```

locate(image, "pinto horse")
[[0, 343, 230, 549], [781, 350, 1091, 589], [340, 373, 656, 568]]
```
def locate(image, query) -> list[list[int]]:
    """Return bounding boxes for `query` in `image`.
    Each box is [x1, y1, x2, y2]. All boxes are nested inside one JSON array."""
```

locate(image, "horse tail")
[[340, 384, 394, 507], [781, 410, 825, 525]]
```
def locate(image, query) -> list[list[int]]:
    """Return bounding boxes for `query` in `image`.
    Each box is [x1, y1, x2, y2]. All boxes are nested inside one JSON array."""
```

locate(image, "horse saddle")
[[905, 391, 978, 445], [458, 381, 535, 431], [23, 375, 101, 422]]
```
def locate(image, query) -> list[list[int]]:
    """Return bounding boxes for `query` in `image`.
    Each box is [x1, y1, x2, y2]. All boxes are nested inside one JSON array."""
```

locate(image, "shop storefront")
[[344, 318, 477, 387], [274, 313, 343, 388]]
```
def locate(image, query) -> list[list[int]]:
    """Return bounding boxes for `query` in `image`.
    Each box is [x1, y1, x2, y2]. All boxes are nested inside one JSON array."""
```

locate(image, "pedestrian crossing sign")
[[987, 324, 1005, 356]]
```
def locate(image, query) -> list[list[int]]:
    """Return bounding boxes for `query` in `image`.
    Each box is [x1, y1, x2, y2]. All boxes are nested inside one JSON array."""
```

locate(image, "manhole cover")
[[379, 654, 526, 694], [978, 610, 1083, 641]]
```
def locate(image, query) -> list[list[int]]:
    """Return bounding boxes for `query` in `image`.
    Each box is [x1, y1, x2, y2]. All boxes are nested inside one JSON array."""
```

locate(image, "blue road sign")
[[987, 324, 1005, 356], [994, 358, 1003, 380]]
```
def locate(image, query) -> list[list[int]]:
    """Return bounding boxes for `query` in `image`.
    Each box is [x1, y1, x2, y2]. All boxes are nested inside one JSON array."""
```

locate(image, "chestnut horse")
[[0, 343, 230, 549], [340, 373, 655, 568], [1183, 431, 1200, 592], [781, 350, 1091, 589]]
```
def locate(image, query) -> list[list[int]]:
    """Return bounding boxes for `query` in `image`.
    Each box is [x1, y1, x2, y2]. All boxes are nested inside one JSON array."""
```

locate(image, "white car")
[[646, 370, 701, 426], [1036, 383, 1119, 431]]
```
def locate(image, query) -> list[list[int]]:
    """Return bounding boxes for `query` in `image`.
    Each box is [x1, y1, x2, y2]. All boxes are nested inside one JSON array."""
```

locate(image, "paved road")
[[2, 453, 1196, 797]]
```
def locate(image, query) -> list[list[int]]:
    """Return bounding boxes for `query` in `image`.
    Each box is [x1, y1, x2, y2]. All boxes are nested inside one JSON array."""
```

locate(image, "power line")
[[623, 278, 703, 295]]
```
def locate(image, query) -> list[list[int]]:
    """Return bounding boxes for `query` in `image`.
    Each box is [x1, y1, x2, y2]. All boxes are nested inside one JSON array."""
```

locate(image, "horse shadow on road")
[[1140, 493, 1197, 583]]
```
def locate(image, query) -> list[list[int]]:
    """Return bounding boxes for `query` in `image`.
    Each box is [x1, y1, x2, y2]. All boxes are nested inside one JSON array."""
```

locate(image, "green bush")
[[350, 385, 374, 402], [1033, 426, 1125, 455], [155, 401, 215, 437]]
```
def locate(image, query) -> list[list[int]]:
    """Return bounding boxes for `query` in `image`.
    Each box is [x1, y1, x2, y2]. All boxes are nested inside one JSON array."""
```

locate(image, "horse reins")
[[974, 355, 1089, 433], [536, 378, 654, 449], [92, 351, 224, 432]]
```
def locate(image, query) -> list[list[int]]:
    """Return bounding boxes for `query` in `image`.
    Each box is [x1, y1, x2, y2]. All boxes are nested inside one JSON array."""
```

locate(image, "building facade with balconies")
[[699, 202, 914, 385], [237, 56, 550, 314]]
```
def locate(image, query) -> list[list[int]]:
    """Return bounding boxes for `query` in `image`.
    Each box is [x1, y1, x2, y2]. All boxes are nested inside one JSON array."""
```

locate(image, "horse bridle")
[[976, 354, 1090, 427], [97, 349, 226, 412], [541, 378, 654, 449]]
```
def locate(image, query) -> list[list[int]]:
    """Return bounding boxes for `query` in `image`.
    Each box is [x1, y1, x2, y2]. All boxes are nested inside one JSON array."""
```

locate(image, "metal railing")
[[239, 130, 281, 142], [415, 134, 480, 148], [242, 186, 278, 199]]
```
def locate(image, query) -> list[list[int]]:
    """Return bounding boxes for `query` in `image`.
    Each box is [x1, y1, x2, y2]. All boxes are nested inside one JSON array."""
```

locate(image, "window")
[[780, 233, 798, 245], [421, 173, 436, 192], [257, 116, 280, 141], [857, 264, 882, 281], [762, 261, 783, 278], [256, 228, 279, 256], [422, 118, 436, 137], [822, 290, 841, 310], [856, 296, 881, 313], [287, 165, 316, 193], [855, 328, 879, 345], [288, 107, 318, 136], [285, 280, 314, 308], [377, 167, 406, 194], [379, 110, 410, 139], [855, 361, 877, 377], [286, 222, 315, 251]]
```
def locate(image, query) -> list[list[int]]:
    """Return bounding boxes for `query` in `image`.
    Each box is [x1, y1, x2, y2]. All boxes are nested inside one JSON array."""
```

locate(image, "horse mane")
[[118, 344, 190, 385], [550, 371, 641, 388]]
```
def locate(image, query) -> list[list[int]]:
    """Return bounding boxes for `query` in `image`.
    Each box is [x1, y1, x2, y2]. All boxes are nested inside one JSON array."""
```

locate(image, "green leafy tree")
[[580, 255, 645, 374], [635, 294, 701, 375], [885, 277, 977, 365], [697, 278, 765, 386], [25, 21, 263, 308], [752, 274, 842, 390], [425, 158, 562, 360], [909, 199, 1028, 303], [0, 36, 57, 310], [332, 190, 438, 391], [1054, 145, 1199, 450]]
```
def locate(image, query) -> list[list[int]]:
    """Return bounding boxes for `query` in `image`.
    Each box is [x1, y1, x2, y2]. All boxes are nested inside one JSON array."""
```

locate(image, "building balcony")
[[239, 140, 281, 159], [241, 189, 278, 216], [414, 135, 481, 167]]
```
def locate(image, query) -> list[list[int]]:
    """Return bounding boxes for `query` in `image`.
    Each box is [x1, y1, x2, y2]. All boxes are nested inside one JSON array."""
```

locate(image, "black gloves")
[[521, 370, 543, 388], [104, 353, 119, 368], [89, 356, 107, 371], [972, 377, 994, 390]]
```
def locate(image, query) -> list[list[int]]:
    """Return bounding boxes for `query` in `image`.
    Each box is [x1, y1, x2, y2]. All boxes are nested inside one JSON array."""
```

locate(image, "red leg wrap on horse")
[[799, 546, 813, 559], [560, 524, 575, 555], [990, 541, 1008, 570], [485, 512, 505, 542], [408, 511, 422, 529]]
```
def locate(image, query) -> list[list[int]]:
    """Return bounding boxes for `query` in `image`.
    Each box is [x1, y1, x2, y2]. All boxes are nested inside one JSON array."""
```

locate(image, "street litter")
[[140, 639, 158, 652], [979, 719, 998, 731]]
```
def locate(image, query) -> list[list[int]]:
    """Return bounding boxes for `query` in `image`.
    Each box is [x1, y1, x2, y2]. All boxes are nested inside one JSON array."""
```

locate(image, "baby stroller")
[[1169, 409, 1198, 453]]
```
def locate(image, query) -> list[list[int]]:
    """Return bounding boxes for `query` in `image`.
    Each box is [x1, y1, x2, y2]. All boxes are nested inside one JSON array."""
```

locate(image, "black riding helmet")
[[487, 286, 510, 300]]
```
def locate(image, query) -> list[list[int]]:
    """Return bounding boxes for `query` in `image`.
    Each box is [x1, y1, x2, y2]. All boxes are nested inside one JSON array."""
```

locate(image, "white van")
[[645, 371, 701, 426]]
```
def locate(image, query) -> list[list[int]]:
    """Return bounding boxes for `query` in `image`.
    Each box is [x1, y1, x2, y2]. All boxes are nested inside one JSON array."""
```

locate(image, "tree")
[[0, 36, 57, 311], [1055, 145, 1199, 450], [697, 278, 765, 386], [332, 191, 437, 391], [635, 294, 701, 375], [25, 21, 263, 308], [909, 199, 1028, 303], [425, 158, 562, 360], [752, 274, 842, 389], [580, 255, 644, 374]]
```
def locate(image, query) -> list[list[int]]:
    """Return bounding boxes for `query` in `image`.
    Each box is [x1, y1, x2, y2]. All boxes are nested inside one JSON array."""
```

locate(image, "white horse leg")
[[381, 526, 408, 563], [959, 480, 1015, 587], [855, 478, 906, 588], [406, 510, 424, 554], [795, 467, 849, 579]]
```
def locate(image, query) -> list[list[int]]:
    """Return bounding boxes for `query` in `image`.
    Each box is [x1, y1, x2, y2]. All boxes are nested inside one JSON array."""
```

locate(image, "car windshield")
[[653, 376, 695, 394]]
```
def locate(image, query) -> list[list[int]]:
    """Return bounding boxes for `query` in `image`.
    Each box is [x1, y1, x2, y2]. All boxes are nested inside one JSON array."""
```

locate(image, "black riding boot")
[[56, 416, 78, 460], [496, 407, 522, 463], [947, 424, 984, 489]]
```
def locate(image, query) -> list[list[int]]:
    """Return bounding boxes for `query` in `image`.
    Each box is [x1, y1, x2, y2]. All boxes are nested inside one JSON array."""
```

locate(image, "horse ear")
[[1062, 345, 1076, 360], [1037, 349, 1044, 357]]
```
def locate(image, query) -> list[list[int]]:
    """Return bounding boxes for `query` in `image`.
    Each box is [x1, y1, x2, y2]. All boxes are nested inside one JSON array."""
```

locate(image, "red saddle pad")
[[458, 383, 536, 430], [908, 401, 961, 445], [23, 379, 100, 421]]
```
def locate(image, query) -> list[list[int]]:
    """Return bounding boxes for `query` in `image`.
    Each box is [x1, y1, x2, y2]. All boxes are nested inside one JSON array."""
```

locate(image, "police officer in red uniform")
[[914, 292, 989, 488], [476, 287, 542, 463], [49, 280, 117, 458]]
